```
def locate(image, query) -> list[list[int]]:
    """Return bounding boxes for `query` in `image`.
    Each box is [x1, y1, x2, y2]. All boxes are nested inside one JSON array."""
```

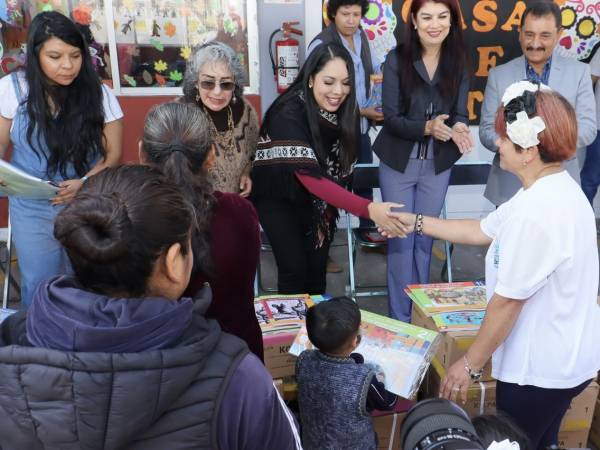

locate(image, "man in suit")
[[479, 1, 596, 206]]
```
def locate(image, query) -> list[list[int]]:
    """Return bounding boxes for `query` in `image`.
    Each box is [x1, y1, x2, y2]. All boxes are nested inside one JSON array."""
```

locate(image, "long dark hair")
[[400, 0, 467, 102], [141, 102, 214, 274], [54, 165, 194, 297], [25, 11, 105, 178], [261, 42, 358, 171]]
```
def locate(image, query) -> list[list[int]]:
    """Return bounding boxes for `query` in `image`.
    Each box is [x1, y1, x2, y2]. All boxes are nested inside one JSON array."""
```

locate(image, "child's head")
[[306, 296, 361, 355], [472, 414, 530, 450]]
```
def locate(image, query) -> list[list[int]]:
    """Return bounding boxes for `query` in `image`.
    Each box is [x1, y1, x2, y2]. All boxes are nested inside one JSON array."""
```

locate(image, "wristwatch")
[[464, 355, 484, 381]]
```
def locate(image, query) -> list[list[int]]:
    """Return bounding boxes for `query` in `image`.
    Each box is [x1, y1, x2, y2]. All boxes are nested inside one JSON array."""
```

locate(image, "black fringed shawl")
[[251, 94, 352, 247]]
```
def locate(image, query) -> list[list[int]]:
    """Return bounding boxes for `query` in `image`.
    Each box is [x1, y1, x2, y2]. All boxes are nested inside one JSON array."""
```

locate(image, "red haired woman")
[[387, 82, 600, 450]]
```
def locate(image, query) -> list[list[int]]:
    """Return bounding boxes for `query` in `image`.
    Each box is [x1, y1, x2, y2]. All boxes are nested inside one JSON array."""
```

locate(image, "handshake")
[[366, 203, 417, 239]]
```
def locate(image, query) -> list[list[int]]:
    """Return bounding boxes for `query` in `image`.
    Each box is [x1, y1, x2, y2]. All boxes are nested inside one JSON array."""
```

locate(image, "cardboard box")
[[559, 381, 599, 431], [373, 412, 406, 450], [589, 399, 600, 447], [557, 429, 590, 448], [411, 304, 493, 381], [263, 333, 297, 379], [422, 363, 496, 418]]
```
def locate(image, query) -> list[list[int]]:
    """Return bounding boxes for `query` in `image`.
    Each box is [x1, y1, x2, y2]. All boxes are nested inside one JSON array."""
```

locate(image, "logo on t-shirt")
[[493, 241, 500, 268]]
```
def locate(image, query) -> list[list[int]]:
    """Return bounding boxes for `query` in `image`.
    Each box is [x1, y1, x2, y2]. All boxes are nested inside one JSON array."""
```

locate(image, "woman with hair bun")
[[0, 165, 301, 450], [140, 101, 263, 360]]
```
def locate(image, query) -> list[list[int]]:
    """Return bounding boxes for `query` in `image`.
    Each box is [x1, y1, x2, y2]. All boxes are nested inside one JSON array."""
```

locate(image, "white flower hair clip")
[[506, 111, 546, 148], [487, 439, 520, 450], [502, 80, 550, 107]]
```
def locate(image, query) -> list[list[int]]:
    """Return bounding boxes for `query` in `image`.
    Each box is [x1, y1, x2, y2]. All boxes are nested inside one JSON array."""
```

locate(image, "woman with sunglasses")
[[182, 41, 258, 197]]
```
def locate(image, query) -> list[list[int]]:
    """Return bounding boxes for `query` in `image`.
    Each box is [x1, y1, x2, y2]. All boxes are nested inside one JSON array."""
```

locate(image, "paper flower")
[[72, 5, 92, 26], [154, 60, 167, 73], [123, 74, 136, 87], [155, 73, 166, 86], [180, 46, 191, 60], [150, 38, 164, 51], [502, 80, 550, 106], [169, 70, 183, 82], [164, 21, 176, 37], [506, 111, 546, 148]]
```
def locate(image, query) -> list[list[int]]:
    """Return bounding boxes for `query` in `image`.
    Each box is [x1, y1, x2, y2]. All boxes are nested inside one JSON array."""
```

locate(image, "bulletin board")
[[0, 0, 259, 95]]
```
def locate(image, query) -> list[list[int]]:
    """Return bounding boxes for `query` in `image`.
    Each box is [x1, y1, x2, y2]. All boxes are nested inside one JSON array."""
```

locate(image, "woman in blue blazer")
[[372, 0, 473, 321]]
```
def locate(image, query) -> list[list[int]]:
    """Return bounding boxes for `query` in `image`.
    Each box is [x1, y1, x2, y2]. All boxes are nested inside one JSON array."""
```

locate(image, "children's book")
[[254, 294, 313, 335], [289, 309, 440, 399], [0, 159, 59, 199], [431, 310, 485, 332], [405, 282, 487, 316]]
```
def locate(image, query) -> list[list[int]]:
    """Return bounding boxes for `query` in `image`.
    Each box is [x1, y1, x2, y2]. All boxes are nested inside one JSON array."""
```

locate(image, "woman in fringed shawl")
[[251, 43, 405, 295]]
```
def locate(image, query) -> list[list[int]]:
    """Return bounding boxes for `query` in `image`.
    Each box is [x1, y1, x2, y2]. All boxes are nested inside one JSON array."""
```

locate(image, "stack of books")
[[405, 282, 487, 332], [254, 294, 314, 335]]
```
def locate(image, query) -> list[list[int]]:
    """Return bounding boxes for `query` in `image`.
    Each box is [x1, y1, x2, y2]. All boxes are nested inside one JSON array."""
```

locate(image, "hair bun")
[[54, 192, 133, 263]]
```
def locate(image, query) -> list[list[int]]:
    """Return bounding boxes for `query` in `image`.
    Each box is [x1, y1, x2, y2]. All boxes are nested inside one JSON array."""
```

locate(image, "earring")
[[308, 82, 313, 88], [232, 94, 237, 104]]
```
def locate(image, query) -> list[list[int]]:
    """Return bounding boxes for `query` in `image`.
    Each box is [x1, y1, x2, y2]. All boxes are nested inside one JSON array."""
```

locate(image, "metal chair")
[[345, 164, 388, 299], [254, 229, 278, 296]]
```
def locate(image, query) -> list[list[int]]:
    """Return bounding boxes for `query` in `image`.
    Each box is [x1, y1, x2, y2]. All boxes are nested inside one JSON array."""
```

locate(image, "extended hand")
[[239, 174, 252, 197], [368, 202, 408, 237], [439, 358, 472, 404], [378, 211, 415, 238], [51, 178, 84, 205], [451, 122, 474, 154]]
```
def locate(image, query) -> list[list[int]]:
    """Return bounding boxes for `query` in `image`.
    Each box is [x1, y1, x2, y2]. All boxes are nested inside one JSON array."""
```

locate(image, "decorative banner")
[[323, 0, 599, 123]]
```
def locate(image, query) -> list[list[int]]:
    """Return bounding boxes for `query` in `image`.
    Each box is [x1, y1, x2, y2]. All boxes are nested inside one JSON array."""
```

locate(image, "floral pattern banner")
[[556, 0, 600, 60]]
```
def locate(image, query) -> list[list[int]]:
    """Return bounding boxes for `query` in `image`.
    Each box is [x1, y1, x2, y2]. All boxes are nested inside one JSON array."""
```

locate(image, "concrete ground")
[[256, 230, 488, 316]]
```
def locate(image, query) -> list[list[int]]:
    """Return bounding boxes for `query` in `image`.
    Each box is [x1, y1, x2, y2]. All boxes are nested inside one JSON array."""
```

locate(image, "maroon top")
[[185, 192, 263, 361], [295, 172, 371, 218]]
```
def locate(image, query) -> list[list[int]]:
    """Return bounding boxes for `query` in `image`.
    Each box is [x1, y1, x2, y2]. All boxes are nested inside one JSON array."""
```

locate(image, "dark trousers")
[[255, 198, 330, 295], [354, 132, 374, 228], [581, 131, 600, 205], [496, 379, 592, 450]]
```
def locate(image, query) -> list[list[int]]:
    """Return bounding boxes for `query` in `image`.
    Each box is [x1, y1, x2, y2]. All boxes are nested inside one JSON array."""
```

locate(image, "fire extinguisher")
[[269, 21, 303, 94]]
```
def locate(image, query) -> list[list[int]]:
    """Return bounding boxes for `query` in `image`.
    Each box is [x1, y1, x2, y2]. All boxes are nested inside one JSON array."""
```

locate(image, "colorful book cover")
[[405, 282, 487, 315], [254, 294, 313, 335], [289, 309, 440, 399], [431, 310, 485, 332]]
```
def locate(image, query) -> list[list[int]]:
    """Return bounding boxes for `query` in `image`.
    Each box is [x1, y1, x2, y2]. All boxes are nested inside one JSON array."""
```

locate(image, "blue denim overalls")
[[9, 73, 96, 307]]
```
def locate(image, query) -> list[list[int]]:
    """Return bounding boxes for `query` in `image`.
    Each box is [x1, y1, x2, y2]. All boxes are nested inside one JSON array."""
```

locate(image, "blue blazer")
[[372, 48, 470, 174]]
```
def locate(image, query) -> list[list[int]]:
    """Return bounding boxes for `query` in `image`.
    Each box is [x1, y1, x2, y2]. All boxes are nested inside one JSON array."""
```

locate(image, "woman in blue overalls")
[[0, 12, 123, 307]]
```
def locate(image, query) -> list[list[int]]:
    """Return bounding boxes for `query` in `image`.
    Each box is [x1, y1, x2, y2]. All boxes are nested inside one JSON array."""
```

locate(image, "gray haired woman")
[[182, 41, 259, 196]]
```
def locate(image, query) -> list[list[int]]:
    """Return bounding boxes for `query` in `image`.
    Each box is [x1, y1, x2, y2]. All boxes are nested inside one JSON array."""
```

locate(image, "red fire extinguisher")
[[269, 21, 303, 94]]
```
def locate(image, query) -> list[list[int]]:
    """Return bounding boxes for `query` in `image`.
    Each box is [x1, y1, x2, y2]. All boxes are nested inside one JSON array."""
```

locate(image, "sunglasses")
[[198, 80, 235, 91]]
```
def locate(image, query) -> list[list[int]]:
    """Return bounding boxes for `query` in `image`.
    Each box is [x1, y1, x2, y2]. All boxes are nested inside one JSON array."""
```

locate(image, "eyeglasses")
[[198, 80, 236, 91]]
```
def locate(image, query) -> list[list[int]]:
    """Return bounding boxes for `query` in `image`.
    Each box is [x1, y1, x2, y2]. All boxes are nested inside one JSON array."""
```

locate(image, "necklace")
[[205, 106, 236, 156]]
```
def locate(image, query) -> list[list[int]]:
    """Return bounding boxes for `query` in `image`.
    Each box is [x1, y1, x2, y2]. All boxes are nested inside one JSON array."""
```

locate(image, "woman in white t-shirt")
[[387, 81, 600, 450], [0, 12, 123, 307]]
